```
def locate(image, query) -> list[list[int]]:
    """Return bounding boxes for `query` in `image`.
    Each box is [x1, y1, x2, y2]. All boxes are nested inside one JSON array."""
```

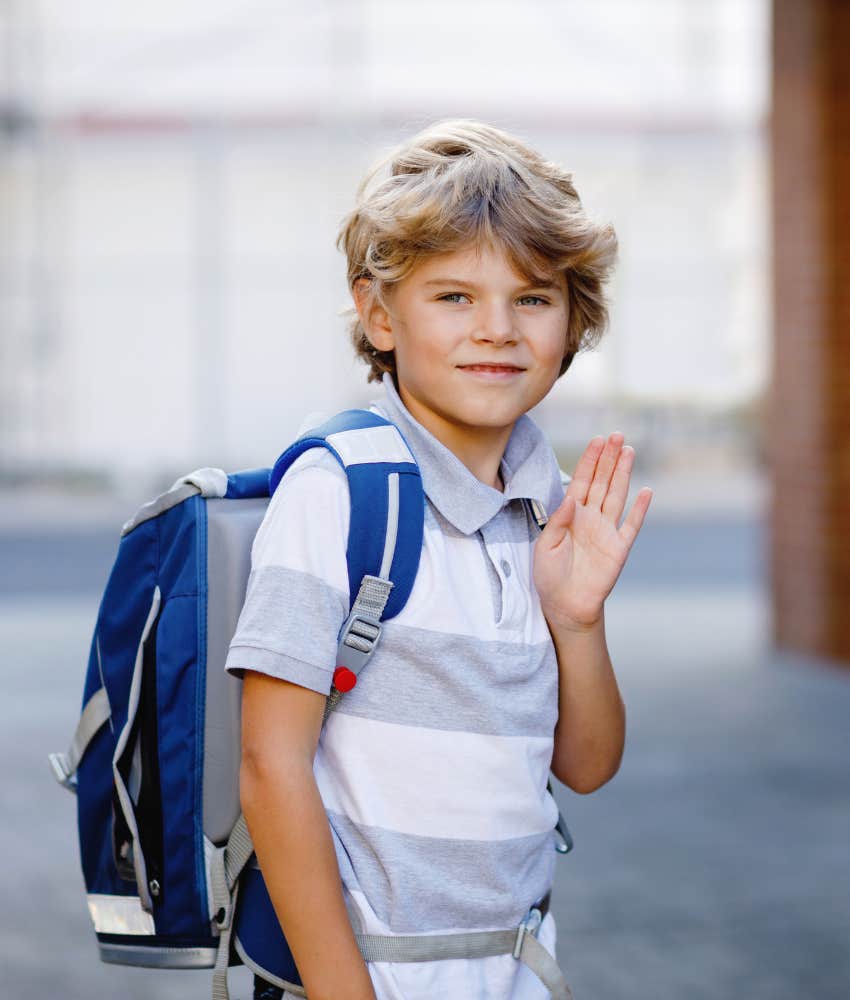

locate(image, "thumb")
[[539, 494, 575, 549]]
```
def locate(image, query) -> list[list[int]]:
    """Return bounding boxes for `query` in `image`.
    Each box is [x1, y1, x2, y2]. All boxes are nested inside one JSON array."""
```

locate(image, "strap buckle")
[[513, 905, 543, 959], [554, 811, 573, 854], [341, 613, 382, 656], [334, 611, 383, 691], [48, 752, 77, 792]]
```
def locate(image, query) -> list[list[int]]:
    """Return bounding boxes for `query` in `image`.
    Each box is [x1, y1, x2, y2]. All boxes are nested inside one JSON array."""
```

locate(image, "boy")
[[226, 119, 652, 1000]]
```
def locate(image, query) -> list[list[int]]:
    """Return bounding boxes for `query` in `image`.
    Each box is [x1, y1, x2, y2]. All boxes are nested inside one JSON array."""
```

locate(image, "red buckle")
[[333, 666, 357, 692]]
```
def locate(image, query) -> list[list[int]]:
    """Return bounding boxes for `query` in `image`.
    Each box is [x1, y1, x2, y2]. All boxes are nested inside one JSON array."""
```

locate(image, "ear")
[[352, 277, 395, 352]]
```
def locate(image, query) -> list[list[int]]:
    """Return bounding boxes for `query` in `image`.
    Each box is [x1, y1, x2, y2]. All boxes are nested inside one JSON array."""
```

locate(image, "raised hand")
[[533, 433, 652, 632]]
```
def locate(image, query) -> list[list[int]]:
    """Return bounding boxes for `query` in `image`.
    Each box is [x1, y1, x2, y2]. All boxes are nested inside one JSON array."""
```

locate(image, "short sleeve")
[[224, 448, 350, 694]]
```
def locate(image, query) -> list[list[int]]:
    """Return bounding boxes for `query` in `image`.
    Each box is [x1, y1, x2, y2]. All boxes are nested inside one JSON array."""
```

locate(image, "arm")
[[533, 432, 652, 794], [548, 611, 625, 793], [240, 671, 377, 1000]]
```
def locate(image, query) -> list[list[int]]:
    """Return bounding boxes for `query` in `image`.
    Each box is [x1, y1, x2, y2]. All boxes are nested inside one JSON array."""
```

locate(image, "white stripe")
[[87, 894, 156, 935], [393, 527, 552, 645], [316, 714, 556, 842], [326, 426, 416, 467], [252, 455, 351, 596]]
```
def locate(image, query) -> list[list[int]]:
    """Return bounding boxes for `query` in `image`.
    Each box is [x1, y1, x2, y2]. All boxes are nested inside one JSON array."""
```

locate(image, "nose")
[[473, 299, 517, 346]]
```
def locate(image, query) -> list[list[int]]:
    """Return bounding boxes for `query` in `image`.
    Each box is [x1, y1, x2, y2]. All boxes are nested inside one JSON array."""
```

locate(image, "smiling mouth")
[[458, 363, 526, 373]]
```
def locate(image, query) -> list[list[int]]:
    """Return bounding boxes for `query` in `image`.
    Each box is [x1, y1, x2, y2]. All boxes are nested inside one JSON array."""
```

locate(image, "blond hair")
[[337, 119, 617, 382]]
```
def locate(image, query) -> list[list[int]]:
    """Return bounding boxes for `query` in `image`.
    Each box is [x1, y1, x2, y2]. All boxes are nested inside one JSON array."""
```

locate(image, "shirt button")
[[500, 559, 512, 577]]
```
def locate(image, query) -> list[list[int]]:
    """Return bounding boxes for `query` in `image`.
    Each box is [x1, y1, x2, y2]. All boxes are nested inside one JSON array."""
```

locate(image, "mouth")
[[457, 363, 526, 374]]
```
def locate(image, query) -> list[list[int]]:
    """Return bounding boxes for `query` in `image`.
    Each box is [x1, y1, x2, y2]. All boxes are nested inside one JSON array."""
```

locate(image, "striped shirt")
[[226, 374, 567, 999]]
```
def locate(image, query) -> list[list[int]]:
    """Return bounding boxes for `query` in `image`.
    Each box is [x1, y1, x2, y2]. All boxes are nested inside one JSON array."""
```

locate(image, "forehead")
[[408, 240, 562, 289]]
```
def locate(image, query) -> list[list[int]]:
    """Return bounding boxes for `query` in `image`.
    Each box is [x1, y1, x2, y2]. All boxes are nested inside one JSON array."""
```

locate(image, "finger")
[[586, 432, 625, 509], [618, 487, 653, 549], [601, 445, 635, 524], [566, 437, 606, 505]]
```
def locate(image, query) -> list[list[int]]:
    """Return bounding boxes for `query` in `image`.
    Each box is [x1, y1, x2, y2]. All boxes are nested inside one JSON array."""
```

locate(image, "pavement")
[[1, 479, 848, 999]]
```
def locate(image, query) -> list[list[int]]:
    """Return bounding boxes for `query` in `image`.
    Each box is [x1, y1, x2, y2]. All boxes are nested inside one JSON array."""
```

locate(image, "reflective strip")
[[99, 942, 217, 968], [325, 426, 416, 467], [87, 894, 156, 936], [112, 586, 161, 913], [378, 472, 400, 580]]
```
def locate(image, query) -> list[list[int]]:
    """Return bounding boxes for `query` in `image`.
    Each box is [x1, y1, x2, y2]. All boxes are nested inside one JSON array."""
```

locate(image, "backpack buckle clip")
[[513, 906, 543, 959], [49, 752, 77, 793], [334, 612, 383, 690]]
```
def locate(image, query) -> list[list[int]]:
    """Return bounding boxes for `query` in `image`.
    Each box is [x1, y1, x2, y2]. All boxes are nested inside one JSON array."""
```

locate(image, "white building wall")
[[1, 0, 770, 480]]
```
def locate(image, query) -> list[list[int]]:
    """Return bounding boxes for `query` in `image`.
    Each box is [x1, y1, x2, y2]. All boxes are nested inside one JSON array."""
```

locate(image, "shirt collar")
[[370, 373, 565, 535]]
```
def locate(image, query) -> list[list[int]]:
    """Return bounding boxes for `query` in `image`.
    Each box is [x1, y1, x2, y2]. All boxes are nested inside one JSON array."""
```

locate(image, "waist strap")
[[353, 896, 573, 1000]]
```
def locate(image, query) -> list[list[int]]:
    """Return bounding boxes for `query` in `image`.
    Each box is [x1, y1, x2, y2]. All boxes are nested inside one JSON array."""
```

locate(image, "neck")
[[398, 387, 512, 491]]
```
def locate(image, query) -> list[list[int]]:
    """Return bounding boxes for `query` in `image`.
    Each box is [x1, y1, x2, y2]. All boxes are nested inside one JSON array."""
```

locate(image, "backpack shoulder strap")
[[269, 408, 424, 701], [269, 407, 424, 620]]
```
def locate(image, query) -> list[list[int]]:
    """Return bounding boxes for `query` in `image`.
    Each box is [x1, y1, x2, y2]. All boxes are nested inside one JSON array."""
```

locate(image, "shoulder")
[[268, 446, 349, 514], [251, 445, 350, 573]]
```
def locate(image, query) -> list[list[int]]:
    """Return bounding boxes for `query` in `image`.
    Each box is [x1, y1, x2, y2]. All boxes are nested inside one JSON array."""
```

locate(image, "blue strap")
[[225, 468, 272, 500], [269, 410, 424, 621]]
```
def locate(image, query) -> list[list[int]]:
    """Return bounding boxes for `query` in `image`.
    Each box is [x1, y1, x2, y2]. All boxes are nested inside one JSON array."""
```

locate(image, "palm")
[[533, 433, 652, 630]]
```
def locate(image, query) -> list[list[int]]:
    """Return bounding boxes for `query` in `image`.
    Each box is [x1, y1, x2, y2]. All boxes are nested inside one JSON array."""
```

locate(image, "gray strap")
[[355, 921, 573, 1000], [111, 586, 161, 913], [517, 932, 574, 1000], [48, 686, 112, 791], [208, 816, 256, 1000], [210, 875, 240, 1000], [356, 928, 517, 963], [224, 813, 254, 890], [323, 574, 394, 724], [347, 574, 393, 622]]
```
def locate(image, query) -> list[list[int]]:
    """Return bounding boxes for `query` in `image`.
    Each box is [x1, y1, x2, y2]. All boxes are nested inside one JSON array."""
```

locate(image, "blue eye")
[[439, 293, 469, 304], [518, 295, 549, 306]]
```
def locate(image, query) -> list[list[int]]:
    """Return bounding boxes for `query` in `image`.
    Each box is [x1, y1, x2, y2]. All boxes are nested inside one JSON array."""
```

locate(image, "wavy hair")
[[337, 119, 618, 381]]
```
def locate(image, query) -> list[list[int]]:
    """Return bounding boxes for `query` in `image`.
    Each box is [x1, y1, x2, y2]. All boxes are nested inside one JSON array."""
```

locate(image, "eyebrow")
[[422, 277, 561, 291]]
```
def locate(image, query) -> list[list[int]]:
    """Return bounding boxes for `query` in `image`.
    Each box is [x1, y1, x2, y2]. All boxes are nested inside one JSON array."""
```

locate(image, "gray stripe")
[[329, 811, 556, 933], [336, 622, 558, 737], [224, 565, 347, 690], [226, 644, 333, 694]]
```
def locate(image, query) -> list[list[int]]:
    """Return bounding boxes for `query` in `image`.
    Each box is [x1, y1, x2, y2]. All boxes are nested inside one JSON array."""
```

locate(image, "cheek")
[[538, 326, 570, 369]]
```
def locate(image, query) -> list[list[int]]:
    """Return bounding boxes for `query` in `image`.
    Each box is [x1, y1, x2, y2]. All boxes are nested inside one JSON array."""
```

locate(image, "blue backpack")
[[49, 410, 425, 999]]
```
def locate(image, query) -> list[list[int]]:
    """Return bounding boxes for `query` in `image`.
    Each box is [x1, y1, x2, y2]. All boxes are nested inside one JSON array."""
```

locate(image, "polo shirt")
[[226, 373, 568, 1000]]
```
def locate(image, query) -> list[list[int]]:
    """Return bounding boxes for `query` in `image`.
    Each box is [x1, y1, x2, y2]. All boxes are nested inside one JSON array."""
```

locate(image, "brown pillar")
[[771, 0, 850, 664]]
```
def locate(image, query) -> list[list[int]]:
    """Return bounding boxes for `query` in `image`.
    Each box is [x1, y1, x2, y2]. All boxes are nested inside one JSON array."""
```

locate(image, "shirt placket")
[[480, 515, 524, 633]]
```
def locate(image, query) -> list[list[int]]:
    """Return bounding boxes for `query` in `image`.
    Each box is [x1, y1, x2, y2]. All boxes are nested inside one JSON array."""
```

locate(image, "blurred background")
[[1, 2, 848, 998]]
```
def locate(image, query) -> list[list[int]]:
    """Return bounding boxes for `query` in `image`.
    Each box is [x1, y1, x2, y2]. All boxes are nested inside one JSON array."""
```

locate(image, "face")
[[359, 241, 569, 456]]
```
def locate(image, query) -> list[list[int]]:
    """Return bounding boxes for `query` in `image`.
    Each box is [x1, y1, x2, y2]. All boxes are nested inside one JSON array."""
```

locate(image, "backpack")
[[50, 408, 575, 1000], [49, 410, 424, 998]]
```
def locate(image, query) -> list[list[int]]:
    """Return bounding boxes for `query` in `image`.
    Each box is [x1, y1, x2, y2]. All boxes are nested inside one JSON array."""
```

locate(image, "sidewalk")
[[1, 478, 848, 999]]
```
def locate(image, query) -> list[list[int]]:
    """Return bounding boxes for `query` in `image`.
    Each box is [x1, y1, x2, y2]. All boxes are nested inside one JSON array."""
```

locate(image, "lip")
[[457, 363, 526, 377]]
